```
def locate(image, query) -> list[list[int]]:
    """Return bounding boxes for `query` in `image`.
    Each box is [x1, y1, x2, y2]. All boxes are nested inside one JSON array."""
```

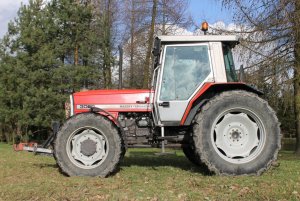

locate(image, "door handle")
[[159, 102, 170, 107]]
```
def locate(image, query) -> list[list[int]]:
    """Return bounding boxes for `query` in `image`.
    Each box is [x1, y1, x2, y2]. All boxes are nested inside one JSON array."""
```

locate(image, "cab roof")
[[157, 35, 239, 46]]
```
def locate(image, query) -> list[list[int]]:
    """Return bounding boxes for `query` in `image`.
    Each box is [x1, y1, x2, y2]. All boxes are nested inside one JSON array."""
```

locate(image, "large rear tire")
[[193, 90, 281, 175], [54, 113, 125, 177]]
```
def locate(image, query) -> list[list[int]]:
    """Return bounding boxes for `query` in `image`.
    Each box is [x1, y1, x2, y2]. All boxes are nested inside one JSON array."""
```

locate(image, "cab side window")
[[160, 45, 211, 101]]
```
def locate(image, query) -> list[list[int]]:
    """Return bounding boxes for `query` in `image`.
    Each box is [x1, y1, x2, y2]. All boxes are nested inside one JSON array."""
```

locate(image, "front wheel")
[[53, 113, 125, 177], [193, 90, 281, 175]]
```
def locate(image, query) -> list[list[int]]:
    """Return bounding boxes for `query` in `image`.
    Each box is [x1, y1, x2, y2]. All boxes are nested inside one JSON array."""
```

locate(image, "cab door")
[[153, 43, 213, 126]]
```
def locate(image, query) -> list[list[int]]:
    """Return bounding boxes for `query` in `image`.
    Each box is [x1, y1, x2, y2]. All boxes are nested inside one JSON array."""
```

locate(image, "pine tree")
[[0, 0, 101, 142]]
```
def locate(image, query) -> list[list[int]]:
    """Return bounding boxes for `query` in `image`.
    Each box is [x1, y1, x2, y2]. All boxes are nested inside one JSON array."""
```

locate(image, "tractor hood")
[[72, 89, 153, 116]]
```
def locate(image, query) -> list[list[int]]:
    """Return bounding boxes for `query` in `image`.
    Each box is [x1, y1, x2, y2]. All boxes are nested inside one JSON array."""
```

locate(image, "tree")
[[293, 0, 300, 154], [157, 0, 193, 35], [142, 0, 157, 88], [221, 0, 300, 154], [0, 0, 193, 142], [0, 0, 101, 142], [121, 0, 192, 89]]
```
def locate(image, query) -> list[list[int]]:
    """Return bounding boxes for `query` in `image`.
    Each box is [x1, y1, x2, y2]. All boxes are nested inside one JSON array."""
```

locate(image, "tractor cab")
[[151, 35, 239, 126]]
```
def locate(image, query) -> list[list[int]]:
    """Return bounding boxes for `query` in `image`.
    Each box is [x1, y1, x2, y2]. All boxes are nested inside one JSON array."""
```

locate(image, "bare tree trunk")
[[294, 0, 300, 154], [129, 0, 135, 88], [142, 0, 157, 88], [106, 0, 112, 88], [102, 0, 112, 88], [0, 123, 4, 142], [162, 0, 166, 35], [4, 131, 10, 143]]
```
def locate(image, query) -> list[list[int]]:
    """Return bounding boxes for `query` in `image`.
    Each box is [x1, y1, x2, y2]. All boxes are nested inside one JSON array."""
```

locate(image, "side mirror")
[[152, 37, 161, 68], [152, 37, 161, 57], [239, 65, 245, 82]]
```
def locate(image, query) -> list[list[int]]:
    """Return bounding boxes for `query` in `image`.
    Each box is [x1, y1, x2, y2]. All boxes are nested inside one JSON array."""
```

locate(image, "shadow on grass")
[[29, 149, 212, 176], [33, 163, 58, 169], [120, 149, 212, 176]]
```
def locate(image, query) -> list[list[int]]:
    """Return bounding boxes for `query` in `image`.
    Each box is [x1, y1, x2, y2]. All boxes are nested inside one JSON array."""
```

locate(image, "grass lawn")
[[0, 143, 300, 201]]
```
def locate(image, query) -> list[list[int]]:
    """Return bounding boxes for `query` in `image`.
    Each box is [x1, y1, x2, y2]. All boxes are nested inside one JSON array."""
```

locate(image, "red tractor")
[[53, 34, 281, 177]]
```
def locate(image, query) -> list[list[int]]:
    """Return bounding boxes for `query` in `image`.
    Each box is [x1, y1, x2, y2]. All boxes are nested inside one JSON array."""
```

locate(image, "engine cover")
[[72, 89, 153, 118]]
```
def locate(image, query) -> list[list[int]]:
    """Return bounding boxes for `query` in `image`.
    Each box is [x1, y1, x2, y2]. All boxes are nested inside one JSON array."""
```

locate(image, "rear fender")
[[181, 83, 263, 126]]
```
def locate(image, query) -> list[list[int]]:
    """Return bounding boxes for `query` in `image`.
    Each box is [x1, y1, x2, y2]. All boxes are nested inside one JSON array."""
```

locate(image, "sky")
[[0, 0, 233, 38], [190, 0, 233, 25]]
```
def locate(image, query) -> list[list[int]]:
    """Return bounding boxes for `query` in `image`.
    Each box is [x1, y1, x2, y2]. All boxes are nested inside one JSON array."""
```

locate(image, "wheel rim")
[[66, 126, 109, 169], [211, 108, 266, 164]]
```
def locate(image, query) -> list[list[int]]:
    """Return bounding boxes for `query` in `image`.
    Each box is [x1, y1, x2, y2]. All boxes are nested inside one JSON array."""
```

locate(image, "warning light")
[[201, 21, 208, 35]]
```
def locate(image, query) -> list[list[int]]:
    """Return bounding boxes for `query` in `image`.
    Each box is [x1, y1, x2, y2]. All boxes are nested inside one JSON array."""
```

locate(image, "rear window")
[[223, 45, 238, 82]]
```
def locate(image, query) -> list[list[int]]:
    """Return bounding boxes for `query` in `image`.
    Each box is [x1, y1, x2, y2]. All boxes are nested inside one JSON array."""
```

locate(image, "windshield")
[[223, 45, 238, 82]]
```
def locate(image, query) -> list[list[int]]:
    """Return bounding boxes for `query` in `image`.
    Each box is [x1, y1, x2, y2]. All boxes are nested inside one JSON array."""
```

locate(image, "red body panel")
[[73, 89, 153, 118], [73, 83, 250, 125]]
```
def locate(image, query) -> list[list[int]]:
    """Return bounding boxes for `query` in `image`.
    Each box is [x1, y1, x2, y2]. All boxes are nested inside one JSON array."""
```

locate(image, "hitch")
[[13, 121, 60, 156], [22, 144, 53, 155]]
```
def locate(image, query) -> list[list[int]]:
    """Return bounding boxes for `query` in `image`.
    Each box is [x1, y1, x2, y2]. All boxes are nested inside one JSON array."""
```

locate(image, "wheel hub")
[[67, 128, 108, 168], [80, 138, 97, 157], [230, 130, 241, 140]]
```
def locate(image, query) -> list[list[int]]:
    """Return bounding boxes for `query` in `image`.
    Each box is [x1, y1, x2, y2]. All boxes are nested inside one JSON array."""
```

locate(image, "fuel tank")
[[72, 89, 153, 118]]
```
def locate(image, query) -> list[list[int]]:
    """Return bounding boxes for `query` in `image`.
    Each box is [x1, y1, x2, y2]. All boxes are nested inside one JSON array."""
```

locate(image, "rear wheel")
[[193, 90, 281, 175], [54, 113, 125, 177]]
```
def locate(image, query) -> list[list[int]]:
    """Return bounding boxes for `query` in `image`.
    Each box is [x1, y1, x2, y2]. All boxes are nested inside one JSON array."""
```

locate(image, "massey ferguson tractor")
[[49, 33, 281, 177]]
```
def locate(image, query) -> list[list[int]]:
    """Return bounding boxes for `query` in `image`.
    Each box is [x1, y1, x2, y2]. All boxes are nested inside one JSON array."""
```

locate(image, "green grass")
[[1, 143, 300, 201]]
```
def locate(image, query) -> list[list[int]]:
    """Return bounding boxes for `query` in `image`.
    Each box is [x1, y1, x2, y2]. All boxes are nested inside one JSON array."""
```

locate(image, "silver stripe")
[[76, 104, 152, 110], [70, 95, 74, 116]]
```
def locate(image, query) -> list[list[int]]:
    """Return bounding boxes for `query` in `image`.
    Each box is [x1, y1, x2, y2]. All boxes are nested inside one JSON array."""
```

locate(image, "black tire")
[[182, 133, 204, 166], [192, 90, 281, 175], [54, 113, 125, 177], [182, 135, 210, 173], [182, 145, 202, 166]]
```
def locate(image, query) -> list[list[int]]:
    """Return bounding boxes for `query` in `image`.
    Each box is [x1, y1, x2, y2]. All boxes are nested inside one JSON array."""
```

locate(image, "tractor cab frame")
[[152, 35, 239, 126]]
